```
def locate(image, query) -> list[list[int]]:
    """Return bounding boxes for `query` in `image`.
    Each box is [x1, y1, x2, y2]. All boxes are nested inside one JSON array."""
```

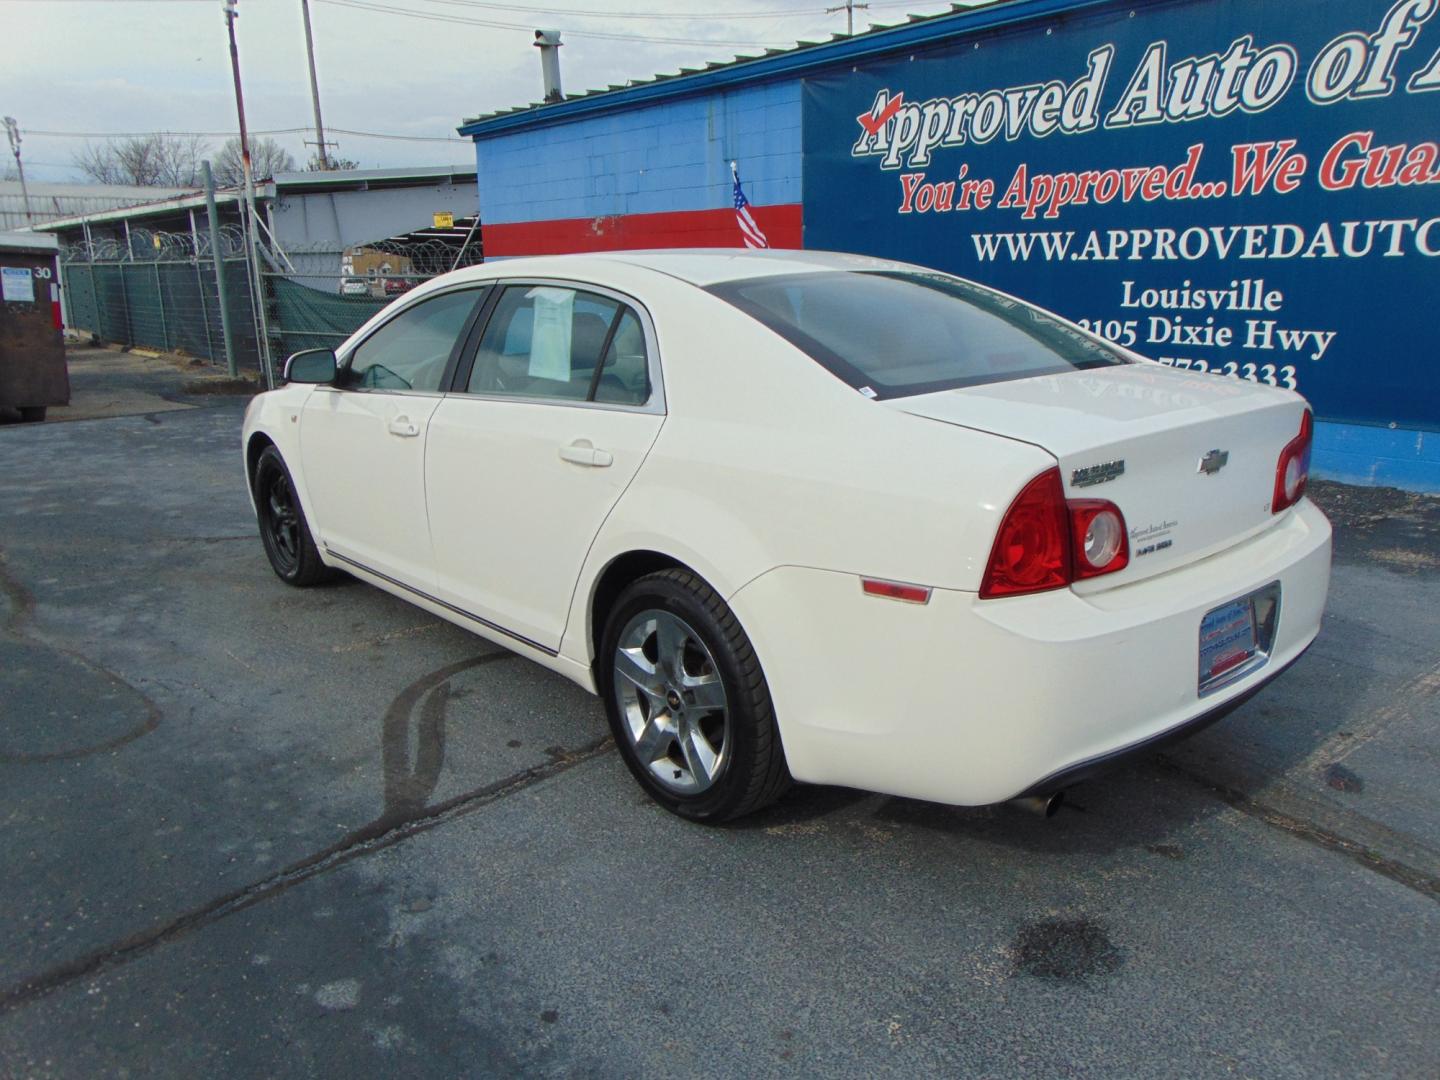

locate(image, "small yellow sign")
[[433, 212, 454, 229]]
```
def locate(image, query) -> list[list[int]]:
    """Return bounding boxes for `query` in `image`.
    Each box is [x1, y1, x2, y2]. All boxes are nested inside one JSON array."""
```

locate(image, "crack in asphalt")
[[1156, 756, 1440, 902], [0, 550, 37, 637], [0, 734, 615, 1016], [0, 551, 164, 764], [3, 545, 1434, 1020]]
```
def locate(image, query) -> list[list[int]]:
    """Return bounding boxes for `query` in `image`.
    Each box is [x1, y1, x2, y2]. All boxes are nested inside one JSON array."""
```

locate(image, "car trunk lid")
[[885, 363, 1308, 589]]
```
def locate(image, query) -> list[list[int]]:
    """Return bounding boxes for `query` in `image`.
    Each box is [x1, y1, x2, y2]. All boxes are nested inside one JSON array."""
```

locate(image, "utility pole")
[[223, 0, 276, 387], [826, 0, 869, 35], [202, 161, 239, 378], [299, 0, 332, 170], [3, 116, 35, 226]]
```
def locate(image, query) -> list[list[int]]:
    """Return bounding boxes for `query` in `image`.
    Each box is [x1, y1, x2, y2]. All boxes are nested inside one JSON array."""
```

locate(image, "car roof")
[[459, 249, 924, 288], [612, 248, 926, 285]]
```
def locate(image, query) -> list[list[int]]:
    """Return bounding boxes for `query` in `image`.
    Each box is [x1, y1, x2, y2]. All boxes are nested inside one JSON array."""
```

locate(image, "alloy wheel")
[[263, 471, 301, 575], [612, 609, 731, 796]]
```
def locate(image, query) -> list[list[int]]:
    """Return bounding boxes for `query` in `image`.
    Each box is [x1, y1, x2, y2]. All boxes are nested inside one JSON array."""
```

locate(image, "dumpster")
[[0, 232, 68, 422]]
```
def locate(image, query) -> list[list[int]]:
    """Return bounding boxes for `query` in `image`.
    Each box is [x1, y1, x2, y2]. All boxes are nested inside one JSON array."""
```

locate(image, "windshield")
[[707, 270, 1129, 399]]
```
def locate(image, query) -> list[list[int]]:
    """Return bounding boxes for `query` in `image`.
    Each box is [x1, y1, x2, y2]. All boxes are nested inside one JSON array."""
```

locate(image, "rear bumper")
[[1011, 643, 1309, 798], [729, 499, 1332, 806]]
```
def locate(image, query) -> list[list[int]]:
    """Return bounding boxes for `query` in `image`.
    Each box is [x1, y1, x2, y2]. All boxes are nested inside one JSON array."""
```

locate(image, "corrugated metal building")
[[0, 181, 192, 232], [38, 167, 479, 273]]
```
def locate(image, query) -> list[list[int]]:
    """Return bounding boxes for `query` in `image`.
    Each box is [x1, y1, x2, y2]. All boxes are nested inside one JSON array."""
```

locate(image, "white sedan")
[[243, 250, 1331, 821]]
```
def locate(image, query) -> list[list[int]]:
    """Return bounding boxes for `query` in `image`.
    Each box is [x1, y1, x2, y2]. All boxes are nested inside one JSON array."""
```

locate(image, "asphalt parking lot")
[[1, 349, 1437, 1077]]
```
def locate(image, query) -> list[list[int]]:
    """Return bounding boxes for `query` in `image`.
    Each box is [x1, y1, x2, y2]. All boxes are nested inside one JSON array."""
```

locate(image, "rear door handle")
[[559, 440, 613, 467], [388, 417, 420, 438]]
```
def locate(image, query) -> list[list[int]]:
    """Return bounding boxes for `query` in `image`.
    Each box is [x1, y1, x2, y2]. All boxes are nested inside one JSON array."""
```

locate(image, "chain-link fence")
[[60, 227, 484, 378], [60, 225, 263, 372], [270, 275, 388, 355], [264, 236, 483, 360]]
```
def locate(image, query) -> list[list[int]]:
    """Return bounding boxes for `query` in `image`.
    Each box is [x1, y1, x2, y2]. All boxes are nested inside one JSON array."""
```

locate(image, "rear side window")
[[467, 285, 649, 406], [707, 271, 1127, 399]]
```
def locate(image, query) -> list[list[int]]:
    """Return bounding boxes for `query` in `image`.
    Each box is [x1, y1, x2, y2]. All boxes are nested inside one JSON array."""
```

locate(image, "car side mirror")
[[284, 348, 338, 385]]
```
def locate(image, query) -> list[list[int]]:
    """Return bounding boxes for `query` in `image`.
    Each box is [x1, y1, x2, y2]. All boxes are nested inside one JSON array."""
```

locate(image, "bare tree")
[[213, 136, 296, 188], [307, 151, 357, 172], [72, 134, 209, 186]]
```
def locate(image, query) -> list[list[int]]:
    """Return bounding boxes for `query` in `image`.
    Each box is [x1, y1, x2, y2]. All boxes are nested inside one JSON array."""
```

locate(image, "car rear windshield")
[[707, 270, 1129, 399]]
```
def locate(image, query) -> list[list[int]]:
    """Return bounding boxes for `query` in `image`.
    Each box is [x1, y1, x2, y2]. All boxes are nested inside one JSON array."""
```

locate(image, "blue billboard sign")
[[802, 0, 1440, 431]]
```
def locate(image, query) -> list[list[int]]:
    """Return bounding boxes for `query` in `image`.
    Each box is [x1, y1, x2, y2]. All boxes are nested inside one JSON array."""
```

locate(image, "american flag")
[[731, 163, 769, 249]]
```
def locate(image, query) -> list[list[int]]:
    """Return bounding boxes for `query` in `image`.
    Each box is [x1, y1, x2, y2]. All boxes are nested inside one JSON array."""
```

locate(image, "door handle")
[[388, 417, 420, 438], [559, 439, 613, 467]]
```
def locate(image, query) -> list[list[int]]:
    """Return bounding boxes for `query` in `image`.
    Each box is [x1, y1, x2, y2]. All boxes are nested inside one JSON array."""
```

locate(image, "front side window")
[[345, 288, 482, 392], [707, 271, 1128, 399], [467, 285, 649, 406]]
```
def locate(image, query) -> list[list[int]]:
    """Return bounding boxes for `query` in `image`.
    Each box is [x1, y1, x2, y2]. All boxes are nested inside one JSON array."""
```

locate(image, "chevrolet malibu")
[[243, 250, 1331, 821]]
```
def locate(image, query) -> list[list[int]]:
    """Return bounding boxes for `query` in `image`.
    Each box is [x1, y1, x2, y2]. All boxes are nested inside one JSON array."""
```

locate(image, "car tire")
[[600, 568, 791, 821], [18, 406, 46, 423], [253, 445, 332, 587]]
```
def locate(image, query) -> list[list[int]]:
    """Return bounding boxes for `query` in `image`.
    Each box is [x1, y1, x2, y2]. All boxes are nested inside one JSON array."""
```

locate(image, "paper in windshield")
[[526, 287, 573, 382]]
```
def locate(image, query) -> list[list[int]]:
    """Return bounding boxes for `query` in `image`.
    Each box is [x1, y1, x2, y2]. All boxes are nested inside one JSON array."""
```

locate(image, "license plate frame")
[[1198, 582, 1282, 697]]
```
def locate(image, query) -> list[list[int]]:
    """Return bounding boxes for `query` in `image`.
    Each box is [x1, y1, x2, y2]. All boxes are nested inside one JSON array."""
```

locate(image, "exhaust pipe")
[[1009, 791, 1065, 818], [534, 29, 563, 104]]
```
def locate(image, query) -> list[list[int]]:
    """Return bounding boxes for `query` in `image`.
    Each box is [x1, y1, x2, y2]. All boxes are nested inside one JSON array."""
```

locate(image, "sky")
[[0, 0, 969, 184]]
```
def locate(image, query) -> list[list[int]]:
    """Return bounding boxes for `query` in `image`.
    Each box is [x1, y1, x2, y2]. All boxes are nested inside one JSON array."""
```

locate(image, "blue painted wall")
[[1314, 421, 1439, 493], [475, 81, 802, 226], [466, 1, 1438, 492]]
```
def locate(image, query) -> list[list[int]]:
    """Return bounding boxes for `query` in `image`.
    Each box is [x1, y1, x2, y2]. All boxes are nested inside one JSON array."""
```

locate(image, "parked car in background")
[[382, 277, 416, 297], [339, 276, 369, 297], [243, 250, 1332, 822]]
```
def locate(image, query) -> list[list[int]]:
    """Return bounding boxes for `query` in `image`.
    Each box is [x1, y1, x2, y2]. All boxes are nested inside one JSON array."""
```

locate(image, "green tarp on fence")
[[60, 259, 260, 370], [268, 276, 388, 357]]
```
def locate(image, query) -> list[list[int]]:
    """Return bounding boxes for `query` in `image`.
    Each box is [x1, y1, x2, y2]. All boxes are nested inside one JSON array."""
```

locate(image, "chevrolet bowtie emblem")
[[1198, 449, 1230, 475]]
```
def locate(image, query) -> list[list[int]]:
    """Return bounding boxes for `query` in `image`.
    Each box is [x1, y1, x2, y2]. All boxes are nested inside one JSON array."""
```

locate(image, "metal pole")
[[153, 262, 170, 350], [451, 214, 482, 271], [193, 257, 216, 365], [224, 0, 276, 387], [3, 117, 34, 225], [299, 0, 330, 170], [80, 218, 96, 337], [203, 160, 238, 377], [189, 208, 217, 365], [56, 258, 73, 330], [117, 262, 134, 347], [826, 0, 868, 35]]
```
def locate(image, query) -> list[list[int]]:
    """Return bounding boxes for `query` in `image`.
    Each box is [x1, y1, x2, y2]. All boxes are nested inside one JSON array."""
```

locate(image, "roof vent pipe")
[[534, 30, 563, 104]]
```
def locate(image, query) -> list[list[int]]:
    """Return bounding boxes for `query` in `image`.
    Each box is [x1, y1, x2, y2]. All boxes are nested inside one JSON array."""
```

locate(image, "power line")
[[409, 0, 833, 19], [330, 126, 466, 143], [315, 0, 788, 47], [25, 126, 467, 144]]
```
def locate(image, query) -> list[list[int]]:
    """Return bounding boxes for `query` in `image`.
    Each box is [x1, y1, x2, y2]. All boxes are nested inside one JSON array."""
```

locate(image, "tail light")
[[1272, 409, 1313, 514], [979, 469, 1070, 598], [980, 467, 1128, 599], [1069, 501, 1129, 580]]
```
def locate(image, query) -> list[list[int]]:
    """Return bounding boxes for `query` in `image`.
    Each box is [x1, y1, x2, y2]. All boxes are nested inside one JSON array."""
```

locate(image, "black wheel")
[[18, 406, 46, 423], [253, 446, 332, 586], [600, 568, 791, 822]]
